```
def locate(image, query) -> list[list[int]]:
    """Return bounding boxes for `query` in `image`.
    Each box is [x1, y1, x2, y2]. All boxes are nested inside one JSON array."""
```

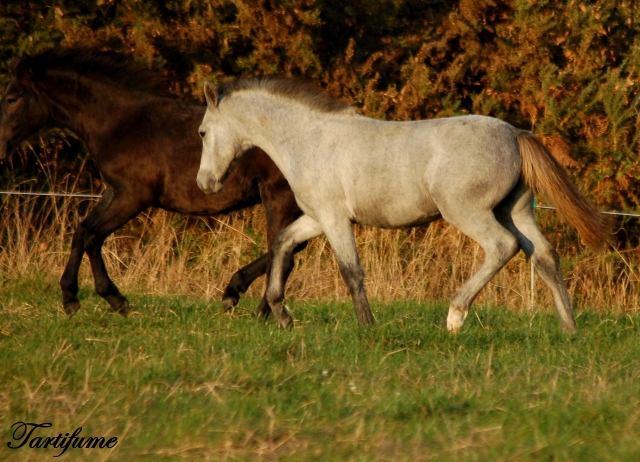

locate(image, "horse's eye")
[[6, 97, 18, 104], [199, 131, 206, 139]]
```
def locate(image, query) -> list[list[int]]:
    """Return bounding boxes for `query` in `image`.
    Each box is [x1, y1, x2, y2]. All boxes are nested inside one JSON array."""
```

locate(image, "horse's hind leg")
[[441, 209, 520, 332], [266, 214, 323, 328], [498, 186, 577, 332]]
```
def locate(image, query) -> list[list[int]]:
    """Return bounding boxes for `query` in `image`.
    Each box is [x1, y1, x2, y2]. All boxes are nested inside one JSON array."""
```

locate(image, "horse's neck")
[[39, 75, 167, 151], [229, 94, 321, 171]]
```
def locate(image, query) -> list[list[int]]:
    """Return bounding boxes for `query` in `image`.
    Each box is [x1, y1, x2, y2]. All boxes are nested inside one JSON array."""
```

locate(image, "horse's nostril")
[[199, 131, 206, 139]]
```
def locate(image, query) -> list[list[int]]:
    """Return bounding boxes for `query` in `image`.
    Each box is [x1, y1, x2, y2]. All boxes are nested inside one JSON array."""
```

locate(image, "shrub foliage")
[[1, 0, 639, 231]]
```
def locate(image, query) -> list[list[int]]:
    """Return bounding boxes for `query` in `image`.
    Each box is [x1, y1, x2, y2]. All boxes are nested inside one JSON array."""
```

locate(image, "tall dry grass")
[[1, 175, 638, 315]]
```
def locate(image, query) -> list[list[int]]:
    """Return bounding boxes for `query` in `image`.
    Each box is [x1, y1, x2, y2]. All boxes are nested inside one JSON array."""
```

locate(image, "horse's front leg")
[[266, 214, 323, 329], [222, 253, 269, 310], [63, 187, 146, 316], [255, 242, 307, 319], [60, 221, 91, 316], [59, 189, 119, 315], [322, 218, 375, 326]]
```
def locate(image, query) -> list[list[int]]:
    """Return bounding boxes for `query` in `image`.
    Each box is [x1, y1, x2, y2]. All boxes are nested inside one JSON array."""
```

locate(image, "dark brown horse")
[[0, 48, 303, 317]]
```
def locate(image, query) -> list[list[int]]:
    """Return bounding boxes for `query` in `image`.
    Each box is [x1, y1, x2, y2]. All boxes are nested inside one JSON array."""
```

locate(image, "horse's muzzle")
[[196, 172, 224, 194]]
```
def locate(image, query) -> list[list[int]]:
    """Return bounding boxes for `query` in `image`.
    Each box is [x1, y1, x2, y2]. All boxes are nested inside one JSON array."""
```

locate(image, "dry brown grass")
[[1, 184, 638, 314]]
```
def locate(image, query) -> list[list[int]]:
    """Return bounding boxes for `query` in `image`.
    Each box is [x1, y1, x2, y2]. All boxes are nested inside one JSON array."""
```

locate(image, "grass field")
[[1, 275, 639, 461]]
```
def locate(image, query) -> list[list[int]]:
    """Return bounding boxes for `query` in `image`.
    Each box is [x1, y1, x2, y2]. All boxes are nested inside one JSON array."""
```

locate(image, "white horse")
[[196, 78, 609, 332]]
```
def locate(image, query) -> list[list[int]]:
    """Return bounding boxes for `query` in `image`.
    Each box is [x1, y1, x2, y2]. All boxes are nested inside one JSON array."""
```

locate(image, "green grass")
[[1, 276, 639, 461]]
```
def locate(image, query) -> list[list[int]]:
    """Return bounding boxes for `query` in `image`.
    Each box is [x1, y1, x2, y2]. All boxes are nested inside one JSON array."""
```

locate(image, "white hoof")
[[447, 308, 468, 332]]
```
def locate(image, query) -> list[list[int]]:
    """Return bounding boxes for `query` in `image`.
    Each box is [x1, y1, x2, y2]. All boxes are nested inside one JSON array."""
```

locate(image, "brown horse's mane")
[[16, 47, 172, 96], [218, 78, 355, 114]]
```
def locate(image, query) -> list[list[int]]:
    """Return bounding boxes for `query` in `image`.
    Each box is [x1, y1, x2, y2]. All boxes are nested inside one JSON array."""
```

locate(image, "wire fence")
[[0, 190, 102, 199], [2, 189, 639, 310], [3, 190, 639, 217], [535, 205, 640, 218]]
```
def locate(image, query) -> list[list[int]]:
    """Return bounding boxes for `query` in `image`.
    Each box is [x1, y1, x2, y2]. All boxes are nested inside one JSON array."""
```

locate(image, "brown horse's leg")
[[60, 189, 117, 315], [255, 177, 304, 319], [60, 187, 146, 316], [60, 222, 92, 316], [222, 253, 269, 310], [220, 214, 305, 315]]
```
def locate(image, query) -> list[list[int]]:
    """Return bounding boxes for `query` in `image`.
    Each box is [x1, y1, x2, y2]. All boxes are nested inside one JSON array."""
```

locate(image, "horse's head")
[[197, 81, 243, 194], [0, 56, 50, 160]]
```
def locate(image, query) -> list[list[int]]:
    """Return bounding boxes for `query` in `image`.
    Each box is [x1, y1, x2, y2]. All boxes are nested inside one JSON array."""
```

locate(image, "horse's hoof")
[[222, 295, 239, 311], [63, 302, 81, 317], [115, 300, 130, 316], [222, 289, 240, 311], [278, 317, 294, 330], [446, 308, 467, 332], [277, 313, 294, 330], [277, 304, 294, 330]]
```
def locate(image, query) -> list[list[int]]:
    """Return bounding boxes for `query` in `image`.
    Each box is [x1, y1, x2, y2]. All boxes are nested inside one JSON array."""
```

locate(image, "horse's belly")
[[349, 194, 440, 228]]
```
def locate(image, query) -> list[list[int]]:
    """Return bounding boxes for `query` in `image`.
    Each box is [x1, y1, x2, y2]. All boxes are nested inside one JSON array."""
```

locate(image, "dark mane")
[[218, 78, 355, 114], [16, 48, 172, 96]]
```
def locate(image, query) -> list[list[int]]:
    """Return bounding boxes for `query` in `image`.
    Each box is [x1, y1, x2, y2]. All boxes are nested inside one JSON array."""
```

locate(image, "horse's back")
[[333, 115, 522, 227]]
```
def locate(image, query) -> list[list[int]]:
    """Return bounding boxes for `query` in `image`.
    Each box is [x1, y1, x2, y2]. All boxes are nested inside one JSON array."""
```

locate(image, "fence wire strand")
[[0, 190, 102, 199], [1, 189, 638, 310]]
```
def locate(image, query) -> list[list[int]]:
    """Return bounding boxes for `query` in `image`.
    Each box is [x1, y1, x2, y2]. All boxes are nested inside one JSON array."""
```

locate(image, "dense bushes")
[[1, 0, 639, 215]]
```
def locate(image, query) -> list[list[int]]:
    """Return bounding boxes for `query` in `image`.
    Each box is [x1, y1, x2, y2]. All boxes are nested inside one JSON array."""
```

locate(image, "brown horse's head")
[[0, 55, 51, 160]]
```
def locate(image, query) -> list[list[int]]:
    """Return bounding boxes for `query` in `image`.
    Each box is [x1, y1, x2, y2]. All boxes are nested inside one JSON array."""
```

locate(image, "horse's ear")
[[14, 54, 31, 80], [16, 53, 46, 82], [203, 81, 219, 108]]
